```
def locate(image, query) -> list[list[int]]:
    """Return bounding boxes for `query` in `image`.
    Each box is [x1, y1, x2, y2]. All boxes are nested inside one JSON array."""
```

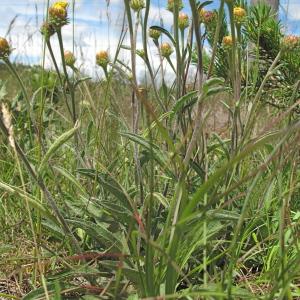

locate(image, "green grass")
[[0, 0, 300, 299]]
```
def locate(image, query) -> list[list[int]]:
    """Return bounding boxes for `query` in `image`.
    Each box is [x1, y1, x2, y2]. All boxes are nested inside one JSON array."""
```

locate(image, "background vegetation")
[[0, 0, 299, 299]]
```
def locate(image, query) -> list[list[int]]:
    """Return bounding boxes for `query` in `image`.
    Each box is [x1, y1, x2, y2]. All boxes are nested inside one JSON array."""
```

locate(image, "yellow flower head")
[[160, 42, 173, 58], [64, 50, 76, 66], [178, 12, 189, 30], [233, 7, 246, 23], [49, 1, 68, 28], [49, 6, 67, 22], [0, 37, 11, 59], [222, 35, 233, 48], [96, 50, 109, 68], [53, 1, 68, 9]]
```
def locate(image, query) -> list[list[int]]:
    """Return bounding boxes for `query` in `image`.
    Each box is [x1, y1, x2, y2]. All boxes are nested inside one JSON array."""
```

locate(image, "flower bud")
[[149, 28, 161, 40], [130, 0, 145, 12], [137, 49, 145, 59], [167, 0, 183, 12], [178, 12, 189, 30], [233, 6, 246, 24], [64, 50, 76, 66], [96, 50, 109, 68], [40, 22, 55, 40], [282, 35, 300, 51], [160, 42, 173, 58], [0, 37, 11, 59], [222, 35, 233, 48]]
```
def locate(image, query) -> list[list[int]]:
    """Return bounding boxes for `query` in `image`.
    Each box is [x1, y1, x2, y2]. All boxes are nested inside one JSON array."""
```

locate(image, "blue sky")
[[0, 0, 299, 77]]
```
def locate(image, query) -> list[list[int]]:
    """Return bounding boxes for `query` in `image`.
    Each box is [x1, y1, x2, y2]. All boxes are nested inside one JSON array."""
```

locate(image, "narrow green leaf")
[[54, 166, 87, 195], [170, 90, 198, 119], [78, 168, 134, 211], [39, 124, 79, 173], [67, 219, 124, 251], [0, 180, 53, 220]]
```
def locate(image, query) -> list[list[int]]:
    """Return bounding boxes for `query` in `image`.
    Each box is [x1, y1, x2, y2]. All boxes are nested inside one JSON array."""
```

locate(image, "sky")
[[0, 0, 299, 78]]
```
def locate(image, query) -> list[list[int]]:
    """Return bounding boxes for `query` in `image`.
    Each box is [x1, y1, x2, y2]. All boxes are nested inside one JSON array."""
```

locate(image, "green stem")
[[207, 0, 225, 78], [56, 29, 77, 124], [241, 51, 282, 146], [227, 3, 237, 100], [166, 56, 176, 73], [46, 40, 73, 118], [180, 28, 185, 90], [173, 1, 181, 99], [141, 6, 166, 112]]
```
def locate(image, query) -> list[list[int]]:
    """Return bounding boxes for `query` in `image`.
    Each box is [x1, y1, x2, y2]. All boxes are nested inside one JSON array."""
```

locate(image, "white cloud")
[[286, 4, 300, 20], [148, 4, 174, 28]]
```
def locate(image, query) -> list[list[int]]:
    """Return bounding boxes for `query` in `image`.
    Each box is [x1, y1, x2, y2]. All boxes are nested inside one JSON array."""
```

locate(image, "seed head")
[[1, 103, 15, 149], [160, 42, 173, 58], [149, 28, 161, 40], [178, 12, 189, 30], [130, 0, 145, 12], [222, 35, 233, 48], [233, 7, 246, 24], [0, 37, 11, 59], [64, 50, 76, 67], [167, 0, 183, 12], [96, 50, 109, 68], [282, 35, 300, 50]]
